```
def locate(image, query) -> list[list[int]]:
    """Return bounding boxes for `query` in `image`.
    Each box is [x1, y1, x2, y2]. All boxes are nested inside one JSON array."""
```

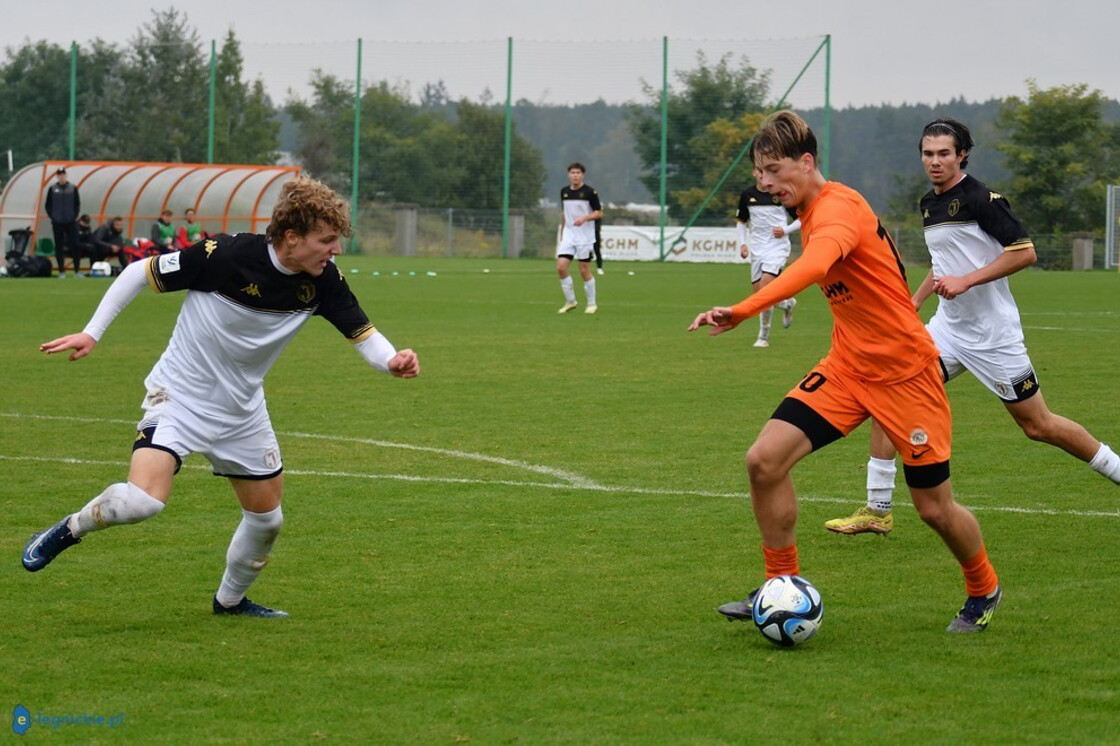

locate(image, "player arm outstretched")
[[39, 258, 153, 361]]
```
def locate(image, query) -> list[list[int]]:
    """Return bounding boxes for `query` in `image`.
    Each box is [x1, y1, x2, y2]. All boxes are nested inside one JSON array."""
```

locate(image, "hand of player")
[[687, 307, 737, 336], [932, 275, 969, 300], [573, 216, 586, 226], [388, 348, 419, 378], [40, 332, 97, 361], [772, 226, 786, 238]]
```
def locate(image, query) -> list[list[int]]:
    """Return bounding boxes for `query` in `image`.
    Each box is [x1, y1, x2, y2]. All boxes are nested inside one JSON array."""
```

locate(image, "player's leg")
[[209, 409, 288, 618], [719, 364, 856, 620], [213, 475, 287, 618], [825, 420, 898, 534], [876, 361, 1000, 632], [1005, 391, 1120, 484], [752, 272, 774, 347], [578, 252, 597, 313], [556, 254, 578, 312], [22, 446, 172, 572]]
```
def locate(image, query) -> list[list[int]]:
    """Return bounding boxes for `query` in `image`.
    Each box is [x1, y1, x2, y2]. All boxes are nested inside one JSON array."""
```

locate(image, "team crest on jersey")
[[948, 199, 960, 217], [770, 195, 781, 205], [204, 239, 218, 258], [158, 251, 182, 274], [297, 281, 316, 303]]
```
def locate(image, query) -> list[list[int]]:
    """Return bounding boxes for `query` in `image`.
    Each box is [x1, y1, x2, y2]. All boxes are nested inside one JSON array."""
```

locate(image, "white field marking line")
[[2, 452, 1119, 519], [1023, 326, 1119, 333], [0, 412, 602, 489]]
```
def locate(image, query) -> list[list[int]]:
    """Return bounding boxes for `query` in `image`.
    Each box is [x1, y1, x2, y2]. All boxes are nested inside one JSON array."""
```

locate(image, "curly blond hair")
[[266, 174, 353, 244]]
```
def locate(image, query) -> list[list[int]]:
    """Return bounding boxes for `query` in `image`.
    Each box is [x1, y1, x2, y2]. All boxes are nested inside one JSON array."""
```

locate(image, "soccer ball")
[[752, 574, 824, 647]]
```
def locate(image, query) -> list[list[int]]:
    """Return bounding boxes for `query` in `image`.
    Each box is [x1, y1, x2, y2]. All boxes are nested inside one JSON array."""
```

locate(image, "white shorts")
[[136, 386, 283, 479], [558, 242, 594, 261], [927, 318, 1039, 403], [748, 248, 790, 284]]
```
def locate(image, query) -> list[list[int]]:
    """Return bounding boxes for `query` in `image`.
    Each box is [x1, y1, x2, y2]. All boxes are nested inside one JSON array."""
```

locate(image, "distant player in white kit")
[[556, 162, 603, 315], [736, 163, 801, 347], [22, 175, 420, 617], [826, 118, 1120, 535]]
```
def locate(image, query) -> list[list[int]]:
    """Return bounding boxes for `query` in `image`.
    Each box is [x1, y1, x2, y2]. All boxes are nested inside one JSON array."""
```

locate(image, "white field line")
[[1, 453, 1117, 520], [0, 412, 601, 489]]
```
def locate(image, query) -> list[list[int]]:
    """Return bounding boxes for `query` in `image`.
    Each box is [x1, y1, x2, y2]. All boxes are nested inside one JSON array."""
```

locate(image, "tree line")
[[3, 10, 1118, 235]]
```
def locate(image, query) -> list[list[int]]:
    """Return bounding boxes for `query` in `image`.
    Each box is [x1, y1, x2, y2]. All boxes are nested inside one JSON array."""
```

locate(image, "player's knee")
[[745, 443, 787, 486], [245, 505, 284, 539], [1015, 415, 1050, 443]]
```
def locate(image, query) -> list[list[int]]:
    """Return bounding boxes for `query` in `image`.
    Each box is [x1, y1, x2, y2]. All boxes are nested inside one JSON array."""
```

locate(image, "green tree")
[[212, 31, 279, 164], [449, 101, 545, 210], [0, 41, 72, 166], [997, 81, 1119, 234], [628, 53, 771, 221]]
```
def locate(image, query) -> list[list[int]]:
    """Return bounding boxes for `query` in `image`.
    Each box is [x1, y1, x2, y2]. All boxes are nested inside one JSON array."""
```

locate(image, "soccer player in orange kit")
[[688, 110, 1001, 633]]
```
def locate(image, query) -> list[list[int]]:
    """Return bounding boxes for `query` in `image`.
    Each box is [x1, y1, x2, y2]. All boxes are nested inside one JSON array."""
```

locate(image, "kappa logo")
[[204, 239, 218, 258], [989, 191, 1003, 202], [923, 209, 930, 219], [241, 283, 262, 297]]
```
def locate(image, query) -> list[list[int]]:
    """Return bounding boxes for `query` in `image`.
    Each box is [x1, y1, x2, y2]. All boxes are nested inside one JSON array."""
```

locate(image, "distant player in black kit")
[[556, 163, 603, 314], [23, 175, 420, 618], [736, 175, 801, 348]]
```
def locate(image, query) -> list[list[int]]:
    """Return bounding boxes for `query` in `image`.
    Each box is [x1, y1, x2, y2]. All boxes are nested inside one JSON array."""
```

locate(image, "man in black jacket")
[[44, 167, 82, 277]]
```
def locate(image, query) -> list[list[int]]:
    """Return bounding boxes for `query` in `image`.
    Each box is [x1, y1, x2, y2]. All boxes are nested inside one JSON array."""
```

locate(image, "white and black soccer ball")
[[752, 574, 823, 647]]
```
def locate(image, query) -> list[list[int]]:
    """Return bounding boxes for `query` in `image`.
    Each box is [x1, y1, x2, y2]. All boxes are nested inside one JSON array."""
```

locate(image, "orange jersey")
[[731, 182, 937, 383]]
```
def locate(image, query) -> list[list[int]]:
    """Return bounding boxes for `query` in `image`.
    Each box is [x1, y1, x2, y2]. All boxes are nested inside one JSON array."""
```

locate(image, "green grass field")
[[2, 257, 1118, 743]]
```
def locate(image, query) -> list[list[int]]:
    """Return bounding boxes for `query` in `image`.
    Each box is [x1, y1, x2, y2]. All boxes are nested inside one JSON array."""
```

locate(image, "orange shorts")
[[781, 356, 951, 467]]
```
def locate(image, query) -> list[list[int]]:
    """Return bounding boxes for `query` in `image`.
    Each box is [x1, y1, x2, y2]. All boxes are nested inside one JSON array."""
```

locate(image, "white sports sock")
[[216, 506, 283, 608], [758, 309, 772, 341], [560, 276, 576, 304], [69, 482, 165, 538], [866, 457, 897, 513], [1089, 443, 1120, 485], [776, 299, 793, 311], [584, 278, 597, 306]]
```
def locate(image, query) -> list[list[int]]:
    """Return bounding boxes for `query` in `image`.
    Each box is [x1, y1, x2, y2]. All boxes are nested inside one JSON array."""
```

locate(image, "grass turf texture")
[[2, 257, 1118, 743]]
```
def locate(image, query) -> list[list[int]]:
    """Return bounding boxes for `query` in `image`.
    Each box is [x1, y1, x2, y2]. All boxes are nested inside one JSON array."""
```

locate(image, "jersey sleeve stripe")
[[144, 256, 166, 293], [1003, 239, 1034, 251], [346, 323, 378, 343]]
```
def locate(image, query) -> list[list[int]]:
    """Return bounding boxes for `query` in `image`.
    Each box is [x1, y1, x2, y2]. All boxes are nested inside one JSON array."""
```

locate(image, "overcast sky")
[[4, 0, 1117, 109]]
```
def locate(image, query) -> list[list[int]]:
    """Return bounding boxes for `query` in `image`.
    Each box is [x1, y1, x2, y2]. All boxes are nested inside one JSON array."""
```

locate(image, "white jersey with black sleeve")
[[735, 184, 800, 264], [140, 234, 378, 417], [922, 174, 1034, 348]]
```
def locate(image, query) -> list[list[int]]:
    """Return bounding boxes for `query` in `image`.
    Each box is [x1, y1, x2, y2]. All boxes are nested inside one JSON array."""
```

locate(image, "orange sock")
[[762, 543, 800, 579], [960, 546, 999, 597]]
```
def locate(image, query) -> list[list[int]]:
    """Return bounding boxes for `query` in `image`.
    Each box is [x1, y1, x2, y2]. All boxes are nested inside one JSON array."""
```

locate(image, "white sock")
[[216, 506, 283, 608], [866, 457, 897, 513], [776, 299, 793, 311], [560, 276, 576, 304], [758, 309, 772, 341], [584, 278, 597, 306], [1089, 443, 1120, 485], [68, 482, 165, 538]]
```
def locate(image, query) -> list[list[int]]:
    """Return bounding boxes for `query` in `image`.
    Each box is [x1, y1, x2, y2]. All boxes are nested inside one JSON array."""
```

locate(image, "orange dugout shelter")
[[1, 161, 300, 257]]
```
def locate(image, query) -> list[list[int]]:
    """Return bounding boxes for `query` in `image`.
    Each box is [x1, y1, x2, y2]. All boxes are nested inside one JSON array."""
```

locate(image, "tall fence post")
[[822, 34, 831, 179], [501, 37, 513, 259], [658, 36, 668, 261], [207, 40, 216, 164], [350, 38, 362, 254], [68, 42, 77, 160]]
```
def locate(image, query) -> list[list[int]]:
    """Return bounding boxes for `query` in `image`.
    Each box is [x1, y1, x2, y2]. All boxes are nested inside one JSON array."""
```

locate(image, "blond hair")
[[752, 110, 819, 166], [266, 175, 352, 244]]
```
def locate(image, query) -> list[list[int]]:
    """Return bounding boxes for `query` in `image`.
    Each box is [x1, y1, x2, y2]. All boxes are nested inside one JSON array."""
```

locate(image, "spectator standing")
[[45, 167, 81, 278]]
